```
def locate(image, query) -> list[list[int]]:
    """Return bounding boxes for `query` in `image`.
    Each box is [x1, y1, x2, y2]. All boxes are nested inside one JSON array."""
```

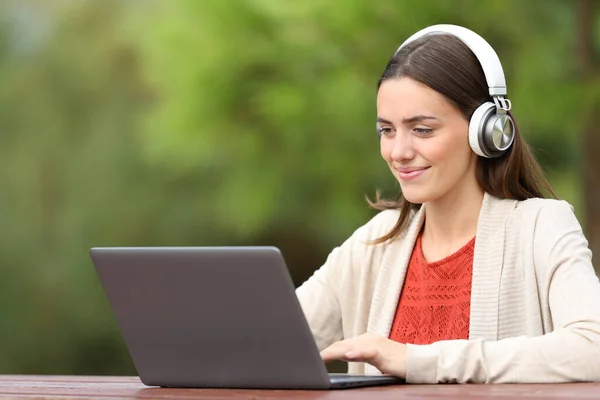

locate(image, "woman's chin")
[[401, 189, 431, 205]]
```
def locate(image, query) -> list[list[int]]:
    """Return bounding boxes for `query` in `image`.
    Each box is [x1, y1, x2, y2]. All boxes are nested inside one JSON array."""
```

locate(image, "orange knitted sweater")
[[389, 233, 476, 345]]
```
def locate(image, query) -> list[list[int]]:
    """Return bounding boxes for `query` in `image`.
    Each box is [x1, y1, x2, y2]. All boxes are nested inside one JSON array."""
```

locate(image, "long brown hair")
[[368, 33, 556, 244]]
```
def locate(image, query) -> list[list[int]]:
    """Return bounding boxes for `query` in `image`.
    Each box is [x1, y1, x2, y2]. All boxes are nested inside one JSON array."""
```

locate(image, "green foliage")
[[133, 0, 586, 239], [0, 0, 594, 375]]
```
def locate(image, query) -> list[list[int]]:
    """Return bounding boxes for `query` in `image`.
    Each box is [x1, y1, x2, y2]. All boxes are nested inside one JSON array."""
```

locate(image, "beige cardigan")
[[296, 193, 600, 383]]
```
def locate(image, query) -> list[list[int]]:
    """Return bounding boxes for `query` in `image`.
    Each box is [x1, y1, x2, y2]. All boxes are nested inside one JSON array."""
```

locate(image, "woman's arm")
[[295, 245, 345, 351], [296, 210, 398, 352]]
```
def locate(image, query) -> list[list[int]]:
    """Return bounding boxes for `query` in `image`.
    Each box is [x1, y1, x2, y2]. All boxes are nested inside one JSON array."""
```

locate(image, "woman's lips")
[[395, 166, 430, 181]]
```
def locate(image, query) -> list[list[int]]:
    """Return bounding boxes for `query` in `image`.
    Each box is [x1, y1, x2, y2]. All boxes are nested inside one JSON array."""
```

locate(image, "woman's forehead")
[[376, 78, 454, 120], [377, 78, 451, 114]]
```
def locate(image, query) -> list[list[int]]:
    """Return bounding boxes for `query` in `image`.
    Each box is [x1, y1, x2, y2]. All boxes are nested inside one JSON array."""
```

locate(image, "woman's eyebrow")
[[376, 115, 438, 124], [402, 115, 438, 124], [376, 117, 393, 124]]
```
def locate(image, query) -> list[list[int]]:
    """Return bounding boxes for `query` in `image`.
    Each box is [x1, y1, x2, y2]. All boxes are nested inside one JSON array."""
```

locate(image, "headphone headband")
[[395, 24, 507, 97]]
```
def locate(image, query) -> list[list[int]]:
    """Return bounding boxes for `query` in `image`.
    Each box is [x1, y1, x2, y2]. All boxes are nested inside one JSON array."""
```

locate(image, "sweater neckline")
[[416, 232, 476, 267]]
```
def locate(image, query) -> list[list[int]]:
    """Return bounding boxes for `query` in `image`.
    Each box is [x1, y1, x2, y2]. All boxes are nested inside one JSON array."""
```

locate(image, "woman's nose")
[[391, 131, 415, 162]]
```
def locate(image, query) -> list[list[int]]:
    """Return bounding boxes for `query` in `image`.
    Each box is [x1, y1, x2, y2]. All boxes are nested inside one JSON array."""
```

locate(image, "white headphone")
[[395, 24, 515, 158]]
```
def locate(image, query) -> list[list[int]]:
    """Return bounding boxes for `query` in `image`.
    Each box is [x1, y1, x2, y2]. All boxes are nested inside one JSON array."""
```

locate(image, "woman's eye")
[[378, 126, 395, 137], [413, 127, 433, 135]]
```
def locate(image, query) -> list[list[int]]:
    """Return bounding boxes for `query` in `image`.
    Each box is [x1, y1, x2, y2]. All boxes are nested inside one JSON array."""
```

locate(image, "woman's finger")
[[320, 343, 350, 362]]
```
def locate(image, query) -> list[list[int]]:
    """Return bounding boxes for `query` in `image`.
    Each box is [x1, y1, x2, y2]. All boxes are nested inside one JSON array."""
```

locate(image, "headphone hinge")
[[493, 96, 512, 114]]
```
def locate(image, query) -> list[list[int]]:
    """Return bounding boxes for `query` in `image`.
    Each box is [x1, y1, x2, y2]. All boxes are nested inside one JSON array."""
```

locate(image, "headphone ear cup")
[[483, 112, 515, 156], [469, 102, 496, 158], [469, 102, 515, 158]]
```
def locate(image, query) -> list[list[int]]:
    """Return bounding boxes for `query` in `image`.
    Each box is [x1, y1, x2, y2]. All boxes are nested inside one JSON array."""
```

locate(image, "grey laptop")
[[89, 246, 404, 389]]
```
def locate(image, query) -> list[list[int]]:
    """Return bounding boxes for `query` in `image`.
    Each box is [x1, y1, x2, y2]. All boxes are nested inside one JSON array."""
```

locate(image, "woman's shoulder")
[[346, 206, 423, 249], [487, 196, 588, 276], [515, 196, 573, 212], [505, 196, 583, 236], [353, 209, 402, 242], [487, 194, 576, 221], [514, 197, 577, 222]]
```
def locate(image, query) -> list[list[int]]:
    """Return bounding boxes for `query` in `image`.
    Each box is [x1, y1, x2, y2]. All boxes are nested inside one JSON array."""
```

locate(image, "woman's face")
[[377, 77, 479, 205]]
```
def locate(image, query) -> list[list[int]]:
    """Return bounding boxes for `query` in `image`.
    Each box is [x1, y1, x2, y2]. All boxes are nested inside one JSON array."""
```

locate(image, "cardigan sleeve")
[[296, 210, 399, 352], [404, 200, 600, 383], [295, 243, 345, 352], [295, 218, 376, 352]]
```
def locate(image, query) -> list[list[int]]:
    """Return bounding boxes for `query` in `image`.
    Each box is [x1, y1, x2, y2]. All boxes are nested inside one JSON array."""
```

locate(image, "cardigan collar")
[[366, 192, 519, 344]]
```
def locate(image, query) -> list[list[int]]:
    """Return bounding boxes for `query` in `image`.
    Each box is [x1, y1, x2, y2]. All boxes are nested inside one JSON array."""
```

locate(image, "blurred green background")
[[0, 0, 598, 375]]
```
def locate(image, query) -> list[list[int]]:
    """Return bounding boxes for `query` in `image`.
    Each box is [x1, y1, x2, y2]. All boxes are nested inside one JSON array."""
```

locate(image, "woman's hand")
[[320, 333, 407, 378]]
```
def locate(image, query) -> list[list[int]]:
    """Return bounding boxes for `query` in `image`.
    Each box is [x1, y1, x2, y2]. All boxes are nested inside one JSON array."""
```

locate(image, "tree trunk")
[[579, 0, 600, 273]]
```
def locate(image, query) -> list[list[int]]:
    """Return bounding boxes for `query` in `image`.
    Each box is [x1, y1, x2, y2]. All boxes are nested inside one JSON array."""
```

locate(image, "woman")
[[296, 24, 600, 384]]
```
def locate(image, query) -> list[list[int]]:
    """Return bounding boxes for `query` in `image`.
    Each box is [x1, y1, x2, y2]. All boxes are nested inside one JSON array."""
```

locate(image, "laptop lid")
[[90, 246, 334, 389]]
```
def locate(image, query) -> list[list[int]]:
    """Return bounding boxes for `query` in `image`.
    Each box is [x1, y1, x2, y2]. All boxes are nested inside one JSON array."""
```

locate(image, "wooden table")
[[1, 375, 599, 399]]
